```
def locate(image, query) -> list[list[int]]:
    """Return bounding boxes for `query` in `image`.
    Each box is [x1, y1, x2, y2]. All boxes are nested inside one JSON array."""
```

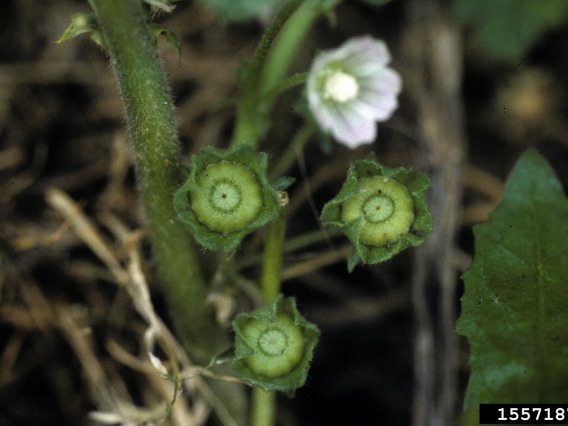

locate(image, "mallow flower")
[[307, 35, 402, 148]]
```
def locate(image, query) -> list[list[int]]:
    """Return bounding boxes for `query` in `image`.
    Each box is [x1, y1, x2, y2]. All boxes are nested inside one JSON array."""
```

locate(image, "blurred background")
[[2, 0, 568, 425]]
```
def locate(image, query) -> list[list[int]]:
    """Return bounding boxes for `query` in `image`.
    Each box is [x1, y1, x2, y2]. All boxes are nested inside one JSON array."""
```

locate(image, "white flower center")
[[324, 71, 359, 103]]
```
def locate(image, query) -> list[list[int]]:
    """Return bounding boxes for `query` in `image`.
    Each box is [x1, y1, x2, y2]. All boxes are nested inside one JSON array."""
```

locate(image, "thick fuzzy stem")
[[88, 0, 224, 361]]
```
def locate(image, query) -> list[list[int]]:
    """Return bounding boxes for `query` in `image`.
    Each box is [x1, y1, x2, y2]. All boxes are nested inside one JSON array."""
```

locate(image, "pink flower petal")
[[358, 68, 402, 93], [340, 36, 391, 69], [326, 103, 377, 148], [307, 36, 401, 148]]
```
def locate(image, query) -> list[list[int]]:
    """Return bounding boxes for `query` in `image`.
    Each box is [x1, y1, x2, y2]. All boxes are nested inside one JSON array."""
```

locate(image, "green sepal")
[[174, 145, 280, 252], [149, 24, 181, 65], [347, 248, 360, 273], [321, 155, 433, 268], [57, 12, 106, 49], [231, 294, 320, 393], [272, 176, 295, 191]]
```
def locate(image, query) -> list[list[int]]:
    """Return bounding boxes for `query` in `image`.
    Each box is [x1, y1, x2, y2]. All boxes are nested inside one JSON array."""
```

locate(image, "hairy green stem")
[[251, 389, 276, 426], [88, 0, 224, 361], [235, 227, 342, 271], [261, 206, 287, 304], [269, 123, 314, 180], [231, 0, 302, 149], [241, 0, 303, 97], [259, 0, 336, 93], [230, 0, 336, 151], [260, 71, 308, 105], [283, 226, 342, 252], [249, 206, 287, 426]]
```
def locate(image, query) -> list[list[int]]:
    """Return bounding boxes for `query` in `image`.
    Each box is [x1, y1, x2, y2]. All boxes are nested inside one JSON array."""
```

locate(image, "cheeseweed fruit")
[[321, 155, 433, 271], [232, 295, 320, 393], [174, 146, 280, 251]]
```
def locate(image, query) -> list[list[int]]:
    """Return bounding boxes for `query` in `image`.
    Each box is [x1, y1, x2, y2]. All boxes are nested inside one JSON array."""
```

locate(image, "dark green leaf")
[[457, 149, 568, 409]]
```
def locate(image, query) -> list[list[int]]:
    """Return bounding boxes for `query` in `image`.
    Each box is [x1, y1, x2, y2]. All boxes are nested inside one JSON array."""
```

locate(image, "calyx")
[[174, 145, 280, 252], [232, 295, 320, 393], [321, 155, 433, 271]]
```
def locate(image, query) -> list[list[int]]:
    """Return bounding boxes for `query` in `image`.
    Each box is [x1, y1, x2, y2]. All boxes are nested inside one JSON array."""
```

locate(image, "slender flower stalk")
[[259, 0, 339, 93], [268, 123, 314, 181], [249, 198, 288, 426], [231, 0, 339, 149], [230, 0, 303, 149], [261, 205, 288, 303]]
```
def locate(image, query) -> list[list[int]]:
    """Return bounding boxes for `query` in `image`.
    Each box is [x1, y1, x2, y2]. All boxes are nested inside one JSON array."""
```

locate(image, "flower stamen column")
[[323, 70, 359, 103]]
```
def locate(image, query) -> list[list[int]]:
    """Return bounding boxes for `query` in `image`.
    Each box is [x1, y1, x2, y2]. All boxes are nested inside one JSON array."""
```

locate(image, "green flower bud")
[[174, 146, 280, 251], [232, 295, 320, 393], [321, 155, 433, 271]]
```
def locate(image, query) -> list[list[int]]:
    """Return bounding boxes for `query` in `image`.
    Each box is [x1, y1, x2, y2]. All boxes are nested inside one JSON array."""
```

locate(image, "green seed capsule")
[[341, 176, 415, 246], [232, 295, 320, 392], [174, 146, 281, 252], [242, 314, 305, 378], [191, 161, 264, 233], [320, 155, 433, 270]]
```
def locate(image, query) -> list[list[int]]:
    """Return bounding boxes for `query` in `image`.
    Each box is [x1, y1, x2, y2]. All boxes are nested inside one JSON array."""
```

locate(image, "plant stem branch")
[[261, 206, 287, 305], [236, 226, 343, 270], [88, 0, 225, 361], [269, 122, 314, 181], [259, 0, 332, 93], [283, 226, 341, 252], [251, 389, 276, 426], [281, 244, 352, 281], [250, 205, 287, 426], [261, 72, 308, 105], [231, 0, 335, 149], [230, 0, 302, 149]]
